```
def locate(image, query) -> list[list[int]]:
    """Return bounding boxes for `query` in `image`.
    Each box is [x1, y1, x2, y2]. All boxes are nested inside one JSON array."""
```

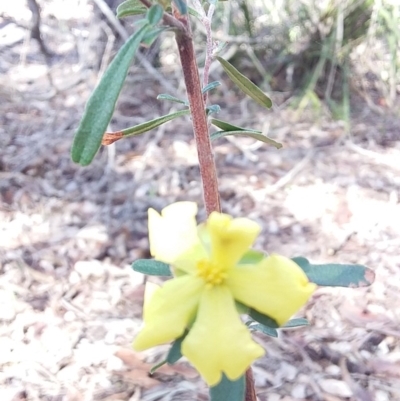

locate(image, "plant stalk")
[[173, 4, 256, 401], [173, 6, 220, 216], [245, 368, 258, 401]]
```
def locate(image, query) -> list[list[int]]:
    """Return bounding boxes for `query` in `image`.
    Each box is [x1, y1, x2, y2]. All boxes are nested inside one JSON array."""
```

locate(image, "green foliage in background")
[[214, 0, 399, 119]]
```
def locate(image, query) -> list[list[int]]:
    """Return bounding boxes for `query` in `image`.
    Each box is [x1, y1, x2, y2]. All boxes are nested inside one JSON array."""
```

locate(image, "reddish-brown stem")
[[138, 0, 187, 31], [245, 369, 258, 401], [173, 8, 220, 215], [173, 4, 256, 401]]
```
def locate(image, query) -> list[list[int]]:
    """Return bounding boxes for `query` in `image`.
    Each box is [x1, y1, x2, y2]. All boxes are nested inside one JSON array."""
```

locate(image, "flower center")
[[196, 259, 227, 287]]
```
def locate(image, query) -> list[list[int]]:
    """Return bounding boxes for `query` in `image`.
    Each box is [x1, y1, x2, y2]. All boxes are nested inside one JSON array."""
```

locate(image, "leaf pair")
[[132, 256, 375, 287]]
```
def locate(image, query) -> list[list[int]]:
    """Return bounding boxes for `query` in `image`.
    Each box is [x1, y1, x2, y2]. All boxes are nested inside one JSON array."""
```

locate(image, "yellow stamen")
[[196, 259, 227, 286]]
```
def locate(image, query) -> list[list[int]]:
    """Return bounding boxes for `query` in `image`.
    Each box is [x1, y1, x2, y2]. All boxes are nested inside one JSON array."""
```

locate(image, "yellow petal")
[[143, 281, 160, 311], [148, 202, 199, 264], [133, 275, 204, 350], [181, 285, 264, 386], [207, 212, 261, 268], [173, 241, 208, 275], [226, 254, 316, 326]]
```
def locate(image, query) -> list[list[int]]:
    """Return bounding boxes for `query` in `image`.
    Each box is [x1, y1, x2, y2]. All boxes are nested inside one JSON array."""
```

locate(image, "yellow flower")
[[133, 202, 316, 386]]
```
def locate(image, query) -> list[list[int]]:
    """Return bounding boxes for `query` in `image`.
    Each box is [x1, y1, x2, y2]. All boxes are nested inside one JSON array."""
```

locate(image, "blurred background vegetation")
[[6, 0, 400, 124], [193, 0, 399, 124], [96, 0, 400, 129]]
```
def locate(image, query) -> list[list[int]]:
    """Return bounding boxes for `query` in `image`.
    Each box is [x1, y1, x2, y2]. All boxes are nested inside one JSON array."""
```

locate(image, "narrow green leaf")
[[120, 109, 190, 137], [214, 41, 227, 54], [131, 259, 172, 276], [238, 249, 265, 265], [211, 118, 251, 132], [210, 130, 282, 149], [249, 323, 278, 337], [216, 56, 272, 108], [116, 0, 147, 18], [206, 104, 221, 115], [188, 6, 202, 19], [146, 4, 164, 25], [248, 309, 278, 328], [173, 0, 188, 15], [150, 359, 167, 374], [157, 94, 188, 106], [283, 318, 309, 328], [210, 374, 245, 401], [236, 302, 249, 315], [71, 25, 149, 166], [292, 257, 375, 287], [166, 334, 186, 364], [202, 81, 221, 94], [141, 26, 169, 47], [151, 331, 187, 373]]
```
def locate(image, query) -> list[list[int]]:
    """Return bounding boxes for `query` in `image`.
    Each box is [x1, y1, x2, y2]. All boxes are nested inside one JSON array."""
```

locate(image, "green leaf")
[[211, 118, 250, 132], [292, 257, 375, 287], [150, 332, 187, 374], [248, 309, 278, 328], [119, 109, 190, 138], [206, 104, 221, 115], [116, 0, 147, 18], [146, 4, 164, 25], [210, 119, 282, 148], [188, 6, 202, 19], [211, 130, 282, 149], [249, 323, 278, 337], [202, 81, 221, 94], [141, 26, 169, 47], [173, 0, 188, 15], [157, 93, 188, 106], [71, 25, 149, 166], [166, 334, 186, 364], [238, 249, 265, 265], [210, 374, 245, 401], [283, 318, 309, 328], [131, 259, 172, 276], [150, 359, 167, 374], [235, 301, 249, 315], [216, 56, 272, 109]]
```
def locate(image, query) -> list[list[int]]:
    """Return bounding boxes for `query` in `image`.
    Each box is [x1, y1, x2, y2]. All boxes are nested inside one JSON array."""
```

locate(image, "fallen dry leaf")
[[115, 348, 147, 369], [118, 369, 161, 389], [115, 347, 198, 380]]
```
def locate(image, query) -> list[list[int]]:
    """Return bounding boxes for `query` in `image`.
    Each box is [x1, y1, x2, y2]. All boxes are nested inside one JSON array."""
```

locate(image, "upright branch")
[[202, 2, 216, 103], [173, 4, 221, 215], [173, 4, 256, 400]]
